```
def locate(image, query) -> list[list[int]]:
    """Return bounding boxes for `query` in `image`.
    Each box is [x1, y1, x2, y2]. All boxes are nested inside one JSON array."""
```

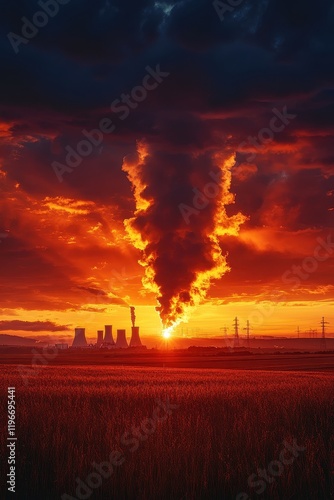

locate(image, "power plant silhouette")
[[115, 329, 128, 348], [104, 325, 115, 345], [71, 306, 145, 349], [129, 306, 142, 347], [130, 327, 142, 347], [72, 328, 88, 347], [97, 330, 103, 346]]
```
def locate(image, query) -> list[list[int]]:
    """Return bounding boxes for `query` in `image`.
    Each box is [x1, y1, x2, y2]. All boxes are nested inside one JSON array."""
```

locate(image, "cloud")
[[0, 320, 70, 332], [0, 0, 333, 318], [76, 286, 107, 297]]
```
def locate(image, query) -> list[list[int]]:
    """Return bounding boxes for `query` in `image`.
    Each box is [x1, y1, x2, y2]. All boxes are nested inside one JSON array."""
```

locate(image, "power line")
[[320, 317, 329, 339], [308, 329, 317, 339]]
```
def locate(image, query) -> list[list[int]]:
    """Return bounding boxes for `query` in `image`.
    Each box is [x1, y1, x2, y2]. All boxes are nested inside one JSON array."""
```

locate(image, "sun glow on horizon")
[[161, 316, 184, 339], [162, 322, 179, 339]]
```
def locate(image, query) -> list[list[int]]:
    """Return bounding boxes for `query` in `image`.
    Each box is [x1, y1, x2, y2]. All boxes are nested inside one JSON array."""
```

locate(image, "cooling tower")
[[104, 325, 115, 344], [129, 326, 142, 347], [72, 328, 87, 347], [115, 329, 128, 348], [97, 330, 103, 346]]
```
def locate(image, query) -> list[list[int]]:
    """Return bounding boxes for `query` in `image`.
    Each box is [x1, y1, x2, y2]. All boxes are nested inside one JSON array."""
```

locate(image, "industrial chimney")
[[104, 325, 115, 345], [72, 328, 87, 347], [129, 326, 142, 347], [97, 330, 103, 346], [115, 329, 128, 348]]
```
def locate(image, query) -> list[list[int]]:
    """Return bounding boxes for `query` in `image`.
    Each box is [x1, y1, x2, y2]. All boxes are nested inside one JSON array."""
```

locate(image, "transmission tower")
[[320, 317, 329, 339], [233, 317, 240, 347], [220, 326, 229, 337], [243, 320, 251, 347]]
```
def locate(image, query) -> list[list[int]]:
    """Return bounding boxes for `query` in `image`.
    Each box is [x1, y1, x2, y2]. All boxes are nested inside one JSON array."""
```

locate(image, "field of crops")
[[0, 365, 333, 499]]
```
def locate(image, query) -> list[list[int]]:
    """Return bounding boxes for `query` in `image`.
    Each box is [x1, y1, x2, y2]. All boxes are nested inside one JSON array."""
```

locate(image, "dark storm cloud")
[[0, 320, 70, 331], [0, 0, 333, 113], [2, 0, 163, 61], [0, 0, 334, 310], [0, 0, 333, 191], [76, 286, 128, 306]]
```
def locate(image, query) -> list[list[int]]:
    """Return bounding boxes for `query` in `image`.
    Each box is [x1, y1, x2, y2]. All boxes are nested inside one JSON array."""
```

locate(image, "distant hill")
[[0, 334, 37, 346]]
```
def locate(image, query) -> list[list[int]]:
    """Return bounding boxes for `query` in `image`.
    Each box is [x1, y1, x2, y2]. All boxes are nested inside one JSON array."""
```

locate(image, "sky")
[[0, 0, 334, 341]]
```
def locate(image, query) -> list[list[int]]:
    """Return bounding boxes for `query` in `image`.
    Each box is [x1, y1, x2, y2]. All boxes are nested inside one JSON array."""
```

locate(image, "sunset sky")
[[1, 0, 334, 340]]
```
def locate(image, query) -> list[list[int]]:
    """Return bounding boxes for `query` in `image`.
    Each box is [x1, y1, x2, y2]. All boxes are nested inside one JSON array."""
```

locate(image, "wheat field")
[[0, 365, 333, 499]]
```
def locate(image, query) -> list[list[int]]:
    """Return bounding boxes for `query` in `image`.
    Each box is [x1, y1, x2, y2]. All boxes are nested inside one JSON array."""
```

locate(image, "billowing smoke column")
[[72, 328, 87, 347], [130, 306, 136, 327], [122, 142, 246, 333]]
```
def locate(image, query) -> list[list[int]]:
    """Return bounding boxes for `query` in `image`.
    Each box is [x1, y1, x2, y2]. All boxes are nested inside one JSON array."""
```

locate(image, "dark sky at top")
[[0, 0, 334, 332]]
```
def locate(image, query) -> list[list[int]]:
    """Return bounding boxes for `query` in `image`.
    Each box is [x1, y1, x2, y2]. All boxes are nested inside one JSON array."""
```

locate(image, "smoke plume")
[[122, 141, 246, 332], [130, 306, 136, 327]]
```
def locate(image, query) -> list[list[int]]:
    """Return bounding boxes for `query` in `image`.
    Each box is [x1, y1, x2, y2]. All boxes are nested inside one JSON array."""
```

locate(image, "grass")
[[0, 365, 333, 499]]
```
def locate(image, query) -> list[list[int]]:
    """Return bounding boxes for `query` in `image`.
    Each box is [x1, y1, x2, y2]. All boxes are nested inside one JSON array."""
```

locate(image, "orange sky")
[[0, 166, 333, 339], [0, 23, 334, 337]]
